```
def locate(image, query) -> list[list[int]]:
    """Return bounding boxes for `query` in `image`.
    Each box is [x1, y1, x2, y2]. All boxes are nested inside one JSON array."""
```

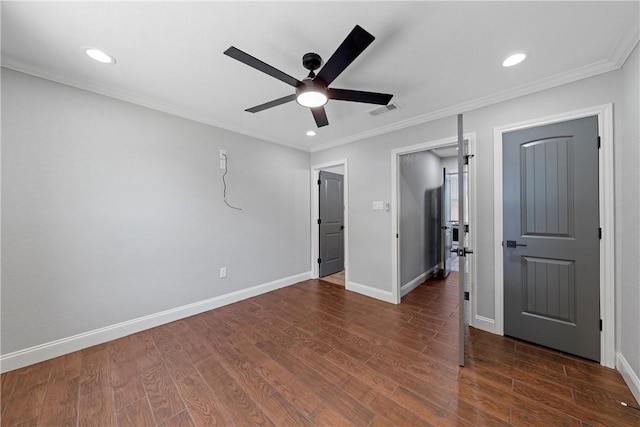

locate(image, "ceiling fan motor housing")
[[302, 52, 322, 72]]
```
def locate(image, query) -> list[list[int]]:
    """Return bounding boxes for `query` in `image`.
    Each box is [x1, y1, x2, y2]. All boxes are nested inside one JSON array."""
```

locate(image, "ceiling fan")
[[224, 25, 393, 128]]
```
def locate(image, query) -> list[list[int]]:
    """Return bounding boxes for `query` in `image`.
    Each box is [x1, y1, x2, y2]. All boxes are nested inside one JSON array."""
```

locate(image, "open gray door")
[[457, 115, 472, 367], [503, 116, 600, 362], [319, 171, 344, 277]]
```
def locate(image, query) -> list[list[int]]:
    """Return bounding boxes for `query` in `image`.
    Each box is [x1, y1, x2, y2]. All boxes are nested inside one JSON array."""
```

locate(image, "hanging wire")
[[222, 153, 242, 210]]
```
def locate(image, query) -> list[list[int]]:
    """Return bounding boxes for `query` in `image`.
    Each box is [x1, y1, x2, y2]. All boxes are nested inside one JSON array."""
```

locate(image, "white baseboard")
[[347, 281, 395, 304], [400, 267, 438, 297], [617, 352, 640, 404], [472, 315, 496, 334], [0, 271, 311, 373]]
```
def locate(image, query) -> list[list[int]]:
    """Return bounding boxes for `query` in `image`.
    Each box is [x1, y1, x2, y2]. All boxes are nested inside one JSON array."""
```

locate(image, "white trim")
[[1, 62, 309, 153], [617, 352, 640, 405], [391, 133, 477, 307], [493, 104, 615, 368], [5, 8, 637, 158], [474, 315, 496, 334], [309, 31, 638, 155], [0, 271, 311, 373], [400, 266, 438, 297], [310, 160, 349, 286], [348, 281, 395, 304], [609, 12, 640, 68]]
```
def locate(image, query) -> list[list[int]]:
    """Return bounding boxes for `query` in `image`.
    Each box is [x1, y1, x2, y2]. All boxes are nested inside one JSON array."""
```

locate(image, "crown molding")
[[5, 6, 638, 157], [1, 57, 311, 153], [310, 57, 622, 153], [609, 7, 640, 68]]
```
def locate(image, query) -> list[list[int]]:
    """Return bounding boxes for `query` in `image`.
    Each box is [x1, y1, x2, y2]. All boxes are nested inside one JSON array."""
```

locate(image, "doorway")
[[493, 104, 615, 367], [391, 134, 476, 317], [311, 160, 348, 287]]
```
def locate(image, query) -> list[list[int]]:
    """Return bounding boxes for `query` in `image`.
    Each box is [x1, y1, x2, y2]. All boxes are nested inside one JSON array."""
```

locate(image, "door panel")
[[457, 114, 468, 367], [503, 116, 600, 362], [319, 171, 344, 277]]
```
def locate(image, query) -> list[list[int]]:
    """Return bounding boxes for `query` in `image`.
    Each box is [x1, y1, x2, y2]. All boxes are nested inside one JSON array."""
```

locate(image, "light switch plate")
[[219, 267, 227, 278], [373, 201, 384, 210]]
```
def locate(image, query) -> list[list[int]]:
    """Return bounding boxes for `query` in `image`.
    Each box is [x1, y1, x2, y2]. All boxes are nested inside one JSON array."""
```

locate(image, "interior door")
[[457, 115, 471, 367], [503, 116, 600, 362], [440, 168, 452, 278], [319, 171, 344, 277]]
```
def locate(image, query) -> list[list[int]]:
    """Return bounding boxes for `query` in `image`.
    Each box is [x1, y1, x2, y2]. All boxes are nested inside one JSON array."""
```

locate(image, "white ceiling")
[[2, 1, 638, 152]]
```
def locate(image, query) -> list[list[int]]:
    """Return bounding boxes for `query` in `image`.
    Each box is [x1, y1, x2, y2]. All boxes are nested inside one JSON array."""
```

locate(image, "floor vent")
[[368, 103, 399, 117]]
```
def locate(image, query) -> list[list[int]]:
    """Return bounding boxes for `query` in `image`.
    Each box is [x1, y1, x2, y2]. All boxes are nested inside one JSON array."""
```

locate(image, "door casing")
[[391, 133, 477, 312], [493, 104, 615, 367], [311, 160, 349, 284]]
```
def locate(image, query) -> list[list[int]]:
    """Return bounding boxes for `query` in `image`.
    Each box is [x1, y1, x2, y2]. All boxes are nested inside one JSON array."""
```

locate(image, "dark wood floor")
[[2, 273, 639, 426]]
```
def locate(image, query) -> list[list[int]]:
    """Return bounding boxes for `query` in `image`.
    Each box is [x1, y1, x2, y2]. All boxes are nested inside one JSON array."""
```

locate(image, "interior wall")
[[1, 69, 311, 355], [399, 151, 442, 285], [441, 156, 458, 173], [310, 67, 624, 322], [618, 42, 640, 395]]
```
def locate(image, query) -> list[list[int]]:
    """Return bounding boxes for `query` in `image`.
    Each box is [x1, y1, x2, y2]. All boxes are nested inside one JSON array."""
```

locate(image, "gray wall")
[[1, 69, 311, 354], [399, 151, 442, 285], [312, 117, 457, 290], [441, 156, 458, 174], [618, 43, 640, 384], [310, 67, 626, 325]]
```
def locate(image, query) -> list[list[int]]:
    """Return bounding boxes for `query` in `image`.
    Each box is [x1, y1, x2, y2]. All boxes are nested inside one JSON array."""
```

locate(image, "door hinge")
[[318, 219, 321, 225], [396, 233, 399, 238], [597, 136, 601, 149], [600, 319, 603, 331], [464, 291, 469, 301], [317, 258, 321, 264], [317, 179, 321, 185], [599, 227, 602, 239]]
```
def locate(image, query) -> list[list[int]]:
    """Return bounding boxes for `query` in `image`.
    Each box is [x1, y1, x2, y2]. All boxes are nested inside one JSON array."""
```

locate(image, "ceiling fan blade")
[[224, 46, 301, 88], [315, 25, 375, 86], [245, 94, 296, 113], [328, 88, 393, 105], [311, 107, 329, 127]]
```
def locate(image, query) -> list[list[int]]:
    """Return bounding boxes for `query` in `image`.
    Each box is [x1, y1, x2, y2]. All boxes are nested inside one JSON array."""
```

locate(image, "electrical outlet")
[[219, 267, 227, 278]]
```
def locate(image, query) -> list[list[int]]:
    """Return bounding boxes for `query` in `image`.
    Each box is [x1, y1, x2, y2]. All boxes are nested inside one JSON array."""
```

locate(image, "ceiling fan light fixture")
[[296, 90, 328, 108], [295, 80, 328, 108]]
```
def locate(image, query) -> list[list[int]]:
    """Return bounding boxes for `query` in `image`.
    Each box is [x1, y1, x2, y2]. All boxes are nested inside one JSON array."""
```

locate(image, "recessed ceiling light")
[[306, 130, 317, 137], [84, 47, 116, 64], [502, 53, 526, 67]]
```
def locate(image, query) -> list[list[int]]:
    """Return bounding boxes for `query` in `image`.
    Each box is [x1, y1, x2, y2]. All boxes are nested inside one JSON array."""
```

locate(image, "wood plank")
[[137, 356, 185, 423], [38, 376, 79, 427], [78, 386, 116, 426], [1, 276, 637, 427], [116, 399, 156, 427]]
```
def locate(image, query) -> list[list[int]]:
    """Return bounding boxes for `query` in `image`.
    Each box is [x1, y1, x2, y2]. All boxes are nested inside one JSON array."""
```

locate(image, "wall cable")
[[222, 153, 242, 210]]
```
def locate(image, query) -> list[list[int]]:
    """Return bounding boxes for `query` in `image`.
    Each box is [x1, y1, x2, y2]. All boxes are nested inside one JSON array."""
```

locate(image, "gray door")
[[503, 116, 600, 362], [440, 168, 452, 278], [456, 115, 471, 367], [319, 171, 344, 277]]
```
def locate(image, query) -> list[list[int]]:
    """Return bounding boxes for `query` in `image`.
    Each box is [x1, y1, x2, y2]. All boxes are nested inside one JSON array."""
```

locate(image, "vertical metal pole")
[[457, 114, 465, 367]]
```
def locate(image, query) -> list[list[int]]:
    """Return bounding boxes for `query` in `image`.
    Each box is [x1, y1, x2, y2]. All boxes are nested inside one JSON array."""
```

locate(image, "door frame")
[[493, 104, 615, 367], [391, 133, 477, 312], [311, 159, 349, 284]]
